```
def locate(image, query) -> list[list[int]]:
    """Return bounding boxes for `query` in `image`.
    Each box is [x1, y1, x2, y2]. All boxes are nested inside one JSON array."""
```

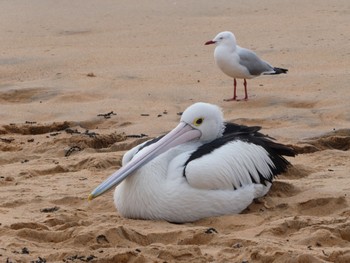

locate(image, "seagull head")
[[88, 102, 225, 200], [205, 31, 237, 47]]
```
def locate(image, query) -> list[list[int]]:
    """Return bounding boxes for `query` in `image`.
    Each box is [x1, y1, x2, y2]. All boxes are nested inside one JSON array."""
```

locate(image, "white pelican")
[[205, 31, 288, 101], [89, 102, 295, 223]]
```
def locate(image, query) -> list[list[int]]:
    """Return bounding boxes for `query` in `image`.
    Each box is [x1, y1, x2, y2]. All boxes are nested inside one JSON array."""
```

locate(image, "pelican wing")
[[223, 122, 262, 136], [183, 133, 294, 191]]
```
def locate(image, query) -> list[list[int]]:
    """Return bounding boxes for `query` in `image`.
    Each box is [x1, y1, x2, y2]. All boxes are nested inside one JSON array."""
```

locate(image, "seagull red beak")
[[205, 40, 216, 45]]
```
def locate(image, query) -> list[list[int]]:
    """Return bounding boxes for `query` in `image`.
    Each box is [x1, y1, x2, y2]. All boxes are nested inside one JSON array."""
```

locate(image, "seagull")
[[89, 102, 295, 223], [205, 31, 288, 101]]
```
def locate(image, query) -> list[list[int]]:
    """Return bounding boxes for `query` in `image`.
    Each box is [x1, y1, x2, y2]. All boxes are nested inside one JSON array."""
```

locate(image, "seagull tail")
[[268, 67, 288, 75]]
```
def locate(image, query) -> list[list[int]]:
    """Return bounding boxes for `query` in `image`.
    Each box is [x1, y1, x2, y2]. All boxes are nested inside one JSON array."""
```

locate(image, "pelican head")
[[205, 31, 236, 47], [180, 102, 224, 141], [89, 102, 225, 200]]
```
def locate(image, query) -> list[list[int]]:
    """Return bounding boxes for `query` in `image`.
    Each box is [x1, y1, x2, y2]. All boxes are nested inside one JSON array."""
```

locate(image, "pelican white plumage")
[[205, 31, 288, 101], [89, 102, 295, 223]]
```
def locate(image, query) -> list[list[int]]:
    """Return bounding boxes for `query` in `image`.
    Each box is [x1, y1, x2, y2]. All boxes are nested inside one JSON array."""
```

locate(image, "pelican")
[[205, 31, 288, 101], [89, 102, 295, 223]]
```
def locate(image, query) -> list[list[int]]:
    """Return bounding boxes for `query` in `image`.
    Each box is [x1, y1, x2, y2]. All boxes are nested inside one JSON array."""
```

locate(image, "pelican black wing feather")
[[183, 122, 295, 183], [223, 122, 262, 136]]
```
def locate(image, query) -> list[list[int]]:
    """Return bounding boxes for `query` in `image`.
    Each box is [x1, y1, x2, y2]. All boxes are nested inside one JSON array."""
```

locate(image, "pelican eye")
[[193, 117, 204, 126]]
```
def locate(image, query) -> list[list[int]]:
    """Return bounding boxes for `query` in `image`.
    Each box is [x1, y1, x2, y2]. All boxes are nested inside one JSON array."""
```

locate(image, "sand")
[[1, 0, 350, 262]]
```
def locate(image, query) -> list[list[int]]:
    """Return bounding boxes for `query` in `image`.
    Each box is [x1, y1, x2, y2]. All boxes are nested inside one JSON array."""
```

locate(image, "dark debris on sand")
[[40, 206, 60, 213], [0, 137, 15, 143], [126, 134, 148, 138], [205, 228, 218, 234], [21, 247, 30, 254], [31, 257, 46, 263], [65, 146, 82, 157], [97, 111, 116, 119], [63, 254, 97, 262]]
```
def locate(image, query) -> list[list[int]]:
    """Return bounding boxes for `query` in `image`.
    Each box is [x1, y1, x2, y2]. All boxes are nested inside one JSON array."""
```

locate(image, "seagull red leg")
[[243, 79, 248, 101], [224, 78, 237, 101]]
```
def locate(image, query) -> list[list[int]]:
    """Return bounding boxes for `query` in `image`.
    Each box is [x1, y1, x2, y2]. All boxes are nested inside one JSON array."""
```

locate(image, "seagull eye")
[[219, 37, 223, 40], [193, 118, 204, 126]]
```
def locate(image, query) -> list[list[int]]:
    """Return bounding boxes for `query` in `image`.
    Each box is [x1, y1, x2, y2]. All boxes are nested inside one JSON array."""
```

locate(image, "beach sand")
[[1, 0, 350, 262]]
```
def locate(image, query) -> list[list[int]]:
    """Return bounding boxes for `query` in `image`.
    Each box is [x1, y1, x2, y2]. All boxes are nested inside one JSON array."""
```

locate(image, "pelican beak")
[[205, 40, 216, 45], [88, 122, 201, 200]]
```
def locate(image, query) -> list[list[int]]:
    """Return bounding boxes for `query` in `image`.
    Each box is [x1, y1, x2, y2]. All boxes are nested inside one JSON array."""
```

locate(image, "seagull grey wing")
[[237, 47, 275, 76]]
